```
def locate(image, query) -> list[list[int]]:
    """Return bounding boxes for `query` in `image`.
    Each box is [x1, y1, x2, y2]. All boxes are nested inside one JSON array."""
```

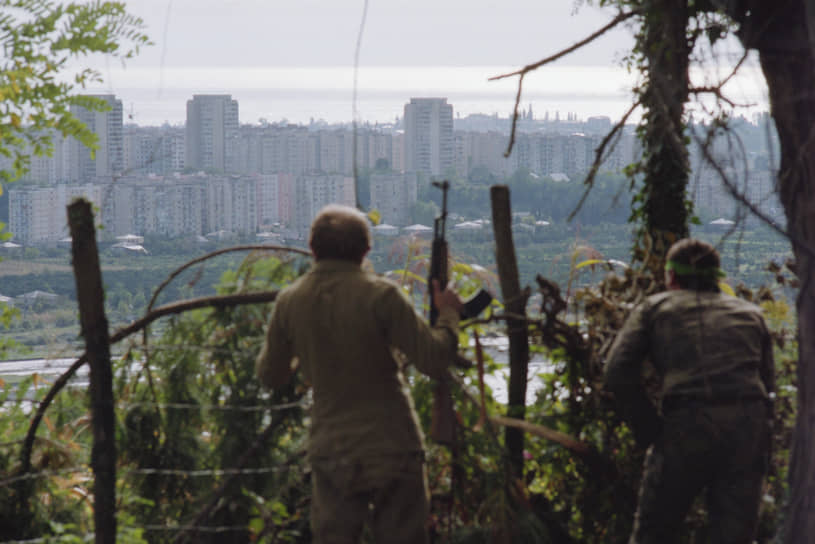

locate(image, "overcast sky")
[[78, 1, 766, 125], [118, 0, 635, 69]]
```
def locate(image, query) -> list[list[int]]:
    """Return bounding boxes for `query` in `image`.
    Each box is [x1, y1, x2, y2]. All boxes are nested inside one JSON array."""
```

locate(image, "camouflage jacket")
[[605, 289, 775, 407], [255, 259, 459, 462]]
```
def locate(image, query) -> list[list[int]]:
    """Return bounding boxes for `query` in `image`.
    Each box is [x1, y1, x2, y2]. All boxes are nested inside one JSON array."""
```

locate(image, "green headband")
[[665, 260, 726, 278]]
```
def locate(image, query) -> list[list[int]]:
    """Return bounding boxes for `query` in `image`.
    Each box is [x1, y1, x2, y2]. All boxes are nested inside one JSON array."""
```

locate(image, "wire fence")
[[0, 391, 312, 543], [1, 524, 260, 543]]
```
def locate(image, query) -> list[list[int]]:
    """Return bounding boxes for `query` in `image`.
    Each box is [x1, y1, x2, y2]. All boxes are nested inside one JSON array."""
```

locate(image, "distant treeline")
[[0, 261, 231, 304], [419, 170, 635, 225]]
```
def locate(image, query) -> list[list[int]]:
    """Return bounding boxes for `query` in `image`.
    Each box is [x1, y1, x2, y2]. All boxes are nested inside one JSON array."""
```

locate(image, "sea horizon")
[[81, 64, 641, 127], [78, 64, 770, 128]]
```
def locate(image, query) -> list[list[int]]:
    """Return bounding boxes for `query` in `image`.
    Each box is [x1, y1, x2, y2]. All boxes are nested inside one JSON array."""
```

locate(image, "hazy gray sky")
[[81, 1, 765, 126], [122, 0, 635, 68]]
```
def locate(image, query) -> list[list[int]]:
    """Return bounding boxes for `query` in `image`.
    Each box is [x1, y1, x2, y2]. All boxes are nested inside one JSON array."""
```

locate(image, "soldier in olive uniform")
[[256, 204, 463, 544], [605, 238, 774, 544]]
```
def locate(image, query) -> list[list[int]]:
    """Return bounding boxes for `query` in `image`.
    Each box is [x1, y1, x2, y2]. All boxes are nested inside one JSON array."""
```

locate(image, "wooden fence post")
[[490, 185, 530, 478], [68, 199, 116, 543]]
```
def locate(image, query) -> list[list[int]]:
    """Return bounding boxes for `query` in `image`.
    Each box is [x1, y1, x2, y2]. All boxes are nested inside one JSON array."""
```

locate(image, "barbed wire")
[[1, 537, 87, 544], [0, 397, 310, 413], [0, 522, 257, 543], [121, 399, 309, 413], [0, 467, 91, 487], [125, 466, 291, 477], [0, 462, 302, 488], [141, 524, 249, 533]]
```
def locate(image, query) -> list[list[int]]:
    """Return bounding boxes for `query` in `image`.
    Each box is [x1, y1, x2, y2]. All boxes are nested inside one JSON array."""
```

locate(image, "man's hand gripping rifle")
[[428, 180, 492, 445]]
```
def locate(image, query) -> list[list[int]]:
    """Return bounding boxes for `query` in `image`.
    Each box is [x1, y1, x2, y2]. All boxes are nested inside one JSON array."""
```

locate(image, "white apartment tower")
[[294, 175, 355, 236], [185, 94, 239, 173], [68, 94, 124, 181], [370, 172, 418, 226], [9, 184, 104, 244], [403, 98, 454, 178]]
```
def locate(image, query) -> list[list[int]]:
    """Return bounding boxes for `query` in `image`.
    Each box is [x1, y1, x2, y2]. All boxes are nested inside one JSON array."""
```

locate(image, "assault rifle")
[[428, 180, 492, 445]]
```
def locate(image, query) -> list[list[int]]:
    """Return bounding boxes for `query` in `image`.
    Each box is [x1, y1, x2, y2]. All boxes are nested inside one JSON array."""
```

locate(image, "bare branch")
[[717, 48, 751, 88], [689, 86, 755, 109], [687, 49, 752, 109], [503, 72, 525, 158], [490, 10, 641, 82], [18, 355, 88, 476], [148, 244, 308, 312], [691, 129, 815, 259], [141, 243, 308, 402], [568, 99, 642, 222], [492, 9, 641, 157], [491, 415, 591, 456]]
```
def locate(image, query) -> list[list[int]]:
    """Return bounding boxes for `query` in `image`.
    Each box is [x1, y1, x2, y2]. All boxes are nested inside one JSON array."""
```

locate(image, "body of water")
[[82, 64, 768, 127], [88, 65, 638, 126], [1, 346, 551, 406]]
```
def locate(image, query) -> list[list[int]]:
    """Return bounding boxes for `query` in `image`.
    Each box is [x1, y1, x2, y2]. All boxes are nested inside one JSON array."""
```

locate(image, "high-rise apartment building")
[[256, 173, 282, 226], [185, 94, 239, 173], [370, 172, 418, 226], [123, 125, 185, 175], [403, 98, 454, 178], [9, 184, 104, 244], [19, 131, 70, 184], [205, 176, 257, 235], [294, 174, 355, 236], [68, 94, 124, 182]]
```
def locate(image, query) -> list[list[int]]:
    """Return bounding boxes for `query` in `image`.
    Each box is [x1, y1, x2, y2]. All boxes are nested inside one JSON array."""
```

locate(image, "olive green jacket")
[[256, 259, 459, 462], [605, 289, 775, 404]]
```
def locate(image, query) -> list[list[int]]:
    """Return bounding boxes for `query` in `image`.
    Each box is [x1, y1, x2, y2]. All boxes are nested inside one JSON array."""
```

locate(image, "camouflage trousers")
[[630, 399, 771, 544], [310, 452, 429, 544]]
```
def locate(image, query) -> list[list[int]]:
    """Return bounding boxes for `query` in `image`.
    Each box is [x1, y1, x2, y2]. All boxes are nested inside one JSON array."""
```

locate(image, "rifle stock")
[[426, 181, 493, 446], [427, 182, 456, 445]]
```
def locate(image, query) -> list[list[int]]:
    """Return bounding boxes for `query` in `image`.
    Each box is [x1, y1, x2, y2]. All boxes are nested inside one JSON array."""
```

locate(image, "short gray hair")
[[309, 205, 370, 261]]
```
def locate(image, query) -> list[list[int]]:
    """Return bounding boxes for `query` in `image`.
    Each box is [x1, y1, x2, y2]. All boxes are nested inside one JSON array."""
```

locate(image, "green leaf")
[[248, 517, 264, 534]]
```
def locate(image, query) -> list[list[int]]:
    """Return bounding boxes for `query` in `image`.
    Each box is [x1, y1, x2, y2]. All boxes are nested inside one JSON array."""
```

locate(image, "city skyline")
[[7, 82, 780, 248]]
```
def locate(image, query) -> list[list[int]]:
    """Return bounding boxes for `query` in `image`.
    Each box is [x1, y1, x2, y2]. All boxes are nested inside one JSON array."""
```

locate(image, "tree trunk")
[[490, 185, 530, 478], [757, 19, 815, 544], [68, 200, 116, 544], [718, 1, 815, 540], [637, 0, 691, 273]]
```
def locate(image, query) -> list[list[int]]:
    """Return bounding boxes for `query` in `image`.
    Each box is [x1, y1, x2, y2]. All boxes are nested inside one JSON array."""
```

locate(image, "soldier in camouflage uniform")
[[256, 204, 463, 544], [604, 238, 774, 544]]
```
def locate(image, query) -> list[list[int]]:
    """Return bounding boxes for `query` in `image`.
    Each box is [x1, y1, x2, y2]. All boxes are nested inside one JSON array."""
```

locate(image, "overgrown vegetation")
[[0, 237, 797, 541], [1, 0, 809, 541]]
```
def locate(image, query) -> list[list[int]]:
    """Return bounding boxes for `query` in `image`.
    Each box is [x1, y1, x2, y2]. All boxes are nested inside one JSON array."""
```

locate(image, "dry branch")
[[490, 9, 640, 157], [490, 415, 591, 456], [489, 10, 641, 82], [139, 244, 307, 434], [691, 129, 815, 258], [147, 244, 308, 312], [568, 99, 642, 221]]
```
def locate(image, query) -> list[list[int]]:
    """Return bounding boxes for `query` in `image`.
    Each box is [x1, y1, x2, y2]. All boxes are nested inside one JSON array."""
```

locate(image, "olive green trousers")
[[630, 400, 771, 544], [311, 453, 429, 544]]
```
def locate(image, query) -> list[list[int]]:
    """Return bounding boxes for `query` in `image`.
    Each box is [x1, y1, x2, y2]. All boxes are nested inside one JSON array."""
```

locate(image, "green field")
[[0, 221, 793, 358]]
